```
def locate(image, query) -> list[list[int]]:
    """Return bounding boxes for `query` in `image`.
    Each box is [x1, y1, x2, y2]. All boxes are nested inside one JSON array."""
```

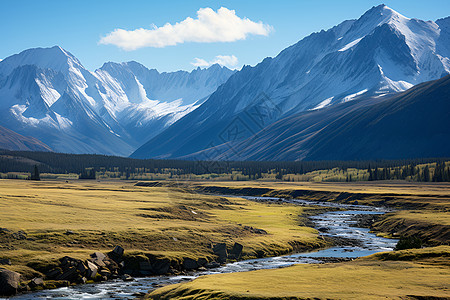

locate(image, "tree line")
[[367, 161, 450, 182], [0, 149, 449, 182]]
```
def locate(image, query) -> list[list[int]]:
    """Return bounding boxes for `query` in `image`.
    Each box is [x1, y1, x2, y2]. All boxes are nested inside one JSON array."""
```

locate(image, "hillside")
[[0, 125, 52, 152], [197, 74, 450, 161]]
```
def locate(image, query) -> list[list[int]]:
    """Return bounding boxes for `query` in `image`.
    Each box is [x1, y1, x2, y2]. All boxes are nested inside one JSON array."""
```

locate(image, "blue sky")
[[1, 0, 449, 72]]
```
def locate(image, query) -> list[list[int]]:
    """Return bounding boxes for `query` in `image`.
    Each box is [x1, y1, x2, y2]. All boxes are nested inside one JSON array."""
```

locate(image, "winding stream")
[[13, 196, 397, 299]]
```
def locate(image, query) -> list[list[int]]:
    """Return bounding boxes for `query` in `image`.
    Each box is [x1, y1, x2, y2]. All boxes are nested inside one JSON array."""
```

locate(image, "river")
[[13, 196, 397, 299]]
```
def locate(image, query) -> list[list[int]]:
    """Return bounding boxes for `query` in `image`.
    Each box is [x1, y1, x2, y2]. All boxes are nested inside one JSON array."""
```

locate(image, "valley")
[[0, 179, 448, 298], [0, 5, 449, 160], [1, 2, 450, 299]]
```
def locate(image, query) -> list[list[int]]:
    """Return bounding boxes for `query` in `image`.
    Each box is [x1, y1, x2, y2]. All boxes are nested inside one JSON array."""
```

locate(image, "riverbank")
[[2, 179, 448, 298], [0, 179, 329, 296], [148, 246, 450, 300], [9, 192, 399, 299], [139, 180, 450, 245], [143, 180, 449, 299]]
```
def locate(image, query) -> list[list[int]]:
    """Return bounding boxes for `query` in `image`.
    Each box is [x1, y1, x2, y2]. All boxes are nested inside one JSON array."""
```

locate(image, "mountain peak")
[[360, 4, 409, 24], [0, 46, 83, 76], [206, 63, 223, 71], [366, 4, 399, 15]]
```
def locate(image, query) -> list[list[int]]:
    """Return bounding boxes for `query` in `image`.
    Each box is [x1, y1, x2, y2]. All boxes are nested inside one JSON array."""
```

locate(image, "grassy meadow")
[[0, 179, 327, 280], [1, 178, 448, 298], [148, 246, 450, 300], [143, 180, 450, 299]]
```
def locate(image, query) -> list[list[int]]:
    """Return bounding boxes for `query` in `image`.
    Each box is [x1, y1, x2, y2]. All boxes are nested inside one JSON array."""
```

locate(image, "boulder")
[[230, 242, 243, 259], [213, 243, 228, 263], [90, 252, 106, 261], [0, 269, 21, 296], [60, 256, 82, 268], [112, 246, 124, 257], [89, 252, 107, 267], [29, 277, 44, 288], [46, 268, 63, 279], [98, 268, 111, 277], [76, 261, 88, 273], [104, 258, 120, 273], [318, 227, 329, 233], [86, 261, 98, 279], [0, 259, 11, 266], [197, 257, 208, 267], [151, 258, 171, 275], [91, 258, 106, 267], [182, 258, 199, 270], [56, 266, 78, 281]]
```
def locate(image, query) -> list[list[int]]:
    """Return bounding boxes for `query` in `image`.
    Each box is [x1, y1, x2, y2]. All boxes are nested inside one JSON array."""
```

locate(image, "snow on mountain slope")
[[0, 46, 234, 155], [94, 61, 234, 142], [203, 75, 450, 161], [131, 5, 450, 159]]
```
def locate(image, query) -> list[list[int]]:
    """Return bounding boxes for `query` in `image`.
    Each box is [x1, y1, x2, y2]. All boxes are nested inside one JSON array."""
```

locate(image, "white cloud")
[[99, 7, 272, 50], [191, 55, 239, 69]]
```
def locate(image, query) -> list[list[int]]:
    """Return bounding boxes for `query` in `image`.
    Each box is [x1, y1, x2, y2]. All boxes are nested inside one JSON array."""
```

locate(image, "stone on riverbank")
[[213, 243, 228, 263], [151, 258, 171, 275], [230, 242, 243, 259], [28, 277, 44, 288], [86, 261, 98, 279], [112, 246, 124, 257], [0, 268, 21, 296], [183, 258, 199, 270]]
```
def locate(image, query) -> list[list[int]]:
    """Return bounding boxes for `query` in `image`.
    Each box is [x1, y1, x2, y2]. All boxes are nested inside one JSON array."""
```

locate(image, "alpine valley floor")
[[0, 179, 328, 295], [147, 246, 450, 300], [145, 180, 450, 300], [0, 179, 448, 299]]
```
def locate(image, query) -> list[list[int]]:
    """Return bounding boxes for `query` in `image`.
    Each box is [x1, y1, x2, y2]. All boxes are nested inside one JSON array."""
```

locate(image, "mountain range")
[[1, 5, 449, 161], [0, 47, 234, 156], [187, 74, 450, 161], [131, 5, 450, 160]]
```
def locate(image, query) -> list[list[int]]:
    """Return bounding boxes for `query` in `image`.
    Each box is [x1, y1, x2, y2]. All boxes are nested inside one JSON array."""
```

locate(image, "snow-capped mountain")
[[95, 61, 234, 142], [0, 46, 235, 155], [191, 75, 450, 161], [131, 5, 450, 159]]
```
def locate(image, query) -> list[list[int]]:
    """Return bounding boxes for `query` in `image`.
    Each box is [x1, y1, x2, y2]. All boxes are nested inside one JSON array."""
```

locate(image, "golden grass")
[[372, 210, 450, 244], [175, 180, 450, 216], [185, 180, 450, 243], [148, 246, 450, 300], [386, 210, 450, 226], [144, 180, 449, 299], [192, 180, 450, 197], [0, 179, 326, 278]]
